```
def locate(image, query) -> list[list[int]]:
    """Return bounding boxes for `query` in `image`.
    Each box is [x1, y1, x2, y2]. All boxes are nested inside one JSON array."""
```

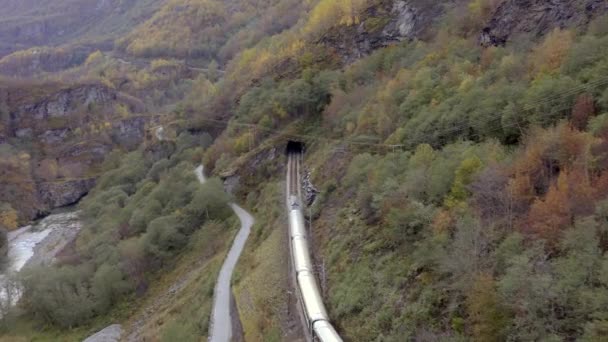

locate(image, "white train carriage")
[[297, 270, 329, 324], [287, 161, 342, 342], [289, 208, 307, 238], [313, 320, 343, 342], [292, 235, 313, 273]]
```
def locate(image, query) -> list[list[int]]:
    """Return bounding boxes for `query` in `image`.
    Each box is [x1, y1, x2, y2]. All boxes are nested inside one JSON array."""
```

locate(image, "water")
[[0, 212, 80, 306], [195, 165, 206, 184], [0, 225, 51, 307], [197, 166, 253, 342], [6, 227, 52, 272]]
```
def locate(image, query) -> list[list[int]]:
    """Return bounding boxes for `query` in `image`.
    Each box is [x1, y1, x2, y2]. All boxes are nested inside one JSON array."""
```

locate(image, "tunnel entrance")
[[286, 140, 305, 155]]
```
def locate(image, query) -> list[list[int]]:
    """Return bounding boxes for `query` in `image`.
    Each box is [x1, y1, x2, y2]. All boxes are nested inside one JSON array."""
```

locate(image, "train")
[[288, 195, 342, 342]]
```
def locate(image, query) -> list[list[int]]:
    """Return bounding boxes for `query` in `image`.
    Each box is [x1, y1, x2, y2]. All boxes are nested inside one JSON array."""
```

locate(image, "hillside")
[[0, 0, 165, 58], [116, 0, 308, 63], [1, 0, 608, 341]]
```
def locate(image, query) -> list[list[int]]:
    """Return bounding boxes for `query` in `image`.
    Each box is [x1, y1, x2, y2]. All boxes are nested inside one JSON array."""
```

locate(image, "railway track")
[[286, 152, 342, 342]]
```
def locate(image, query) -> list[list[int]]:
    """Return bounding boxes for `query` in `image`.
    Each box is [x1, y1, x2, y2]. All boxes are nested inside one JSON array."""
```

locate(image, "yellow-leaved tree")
[[305, 0, 370, 37], [466, 273, 508, 341], [0, 203, 18, 230], [532, 28, 574, 76]]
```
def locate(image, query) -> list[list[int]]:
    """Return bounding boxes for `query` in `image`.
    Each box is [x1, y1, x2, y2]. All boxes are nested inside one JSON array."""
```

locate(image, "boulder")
[[82, 324, 122, 342]]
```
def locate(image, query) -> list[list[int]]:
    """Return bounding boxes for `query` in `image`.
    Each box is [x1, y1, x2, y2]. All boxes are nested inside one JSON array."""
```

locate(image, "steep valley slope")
[[2, 0, 608, 341]]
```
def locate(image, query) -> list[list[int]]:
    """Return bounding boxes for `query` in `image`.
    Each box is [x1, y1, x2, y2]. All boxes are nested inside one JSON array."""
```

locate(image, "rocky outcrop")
[[480, 0, 608, 46], [0, 80, 156, 221], [220, 146, 280, 196], [301, 169, 319, 206], [15, 84, 116, 121], [0, 46, 91, 77], [37, 178, 96, 209], [144, 140, 176, 162], [320, 0, 451, 64], [111, 116, 148, 150]]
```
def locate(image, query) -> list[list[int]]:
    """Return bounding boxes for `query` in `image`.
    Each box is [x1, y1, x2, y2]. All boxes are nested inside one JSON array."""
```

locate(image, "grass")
[[232, 180, 293, 342], [123, 220, 236, 342]]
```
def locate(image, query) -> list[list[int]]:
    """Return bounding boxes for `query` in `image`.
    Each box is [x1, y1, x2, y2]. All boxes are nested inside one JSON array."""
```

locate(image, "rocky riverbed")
[[0, 211, 82, 306]]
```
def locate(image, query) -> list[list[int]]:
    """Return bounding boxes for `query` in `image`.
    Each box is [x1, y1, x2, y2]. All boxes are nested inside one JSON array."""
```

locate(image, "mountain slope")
[[0, 0, 165, 58], [2, 0, 608, 341]]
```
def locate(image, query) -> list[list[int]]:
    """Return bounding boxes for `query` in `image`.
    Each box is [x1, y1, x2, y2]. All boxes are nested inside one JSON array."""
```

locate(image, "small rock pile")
[[301, 169, 318, 207]]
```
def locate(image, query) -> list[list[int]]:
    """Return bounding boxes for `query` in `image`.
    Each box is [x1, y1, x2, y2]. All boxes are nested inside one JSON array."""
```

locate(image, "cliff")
[[0, 81, 153, 221]]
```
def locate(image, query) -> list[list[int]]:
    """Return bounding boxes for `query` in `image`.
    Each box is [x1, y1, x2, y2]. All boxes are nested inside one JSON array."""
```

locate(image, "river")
[[0, 211, 81, 306]]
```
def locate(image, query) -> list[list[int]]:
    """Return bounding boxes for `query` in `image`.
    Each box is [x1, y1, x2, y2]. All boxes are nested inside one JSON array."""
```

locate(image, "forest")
[[1, 0, 608, 341]]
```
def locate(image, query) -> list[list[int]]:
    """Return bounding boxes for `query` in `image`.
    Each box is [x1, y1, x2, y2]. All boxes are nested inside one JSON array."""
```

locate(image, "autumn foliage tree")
[[0, 203, 18, 230], [467, 273, 508, 341], [532, 29, 574, 76], [525, 169, 596, 248], [571, 93, 595, 130], [305, 0, 370, 37]]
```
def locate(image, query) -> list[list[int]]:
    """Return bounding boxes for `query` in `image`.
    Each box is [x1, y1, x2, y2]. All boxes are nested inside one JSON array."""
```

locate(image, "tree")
[[119, 238, 148, 294], [305, 0, 370, 37], [527, 171, 571, 248], [468, 0, 501, 24], [20, 265, 98, 328], [498, 246, 558, 341], [0, 203, 18, 230], [445, 156, 483, 208], [405, 144, 436, 202], [92, 263, 131, 312], [385, 201, 434, 247], [571, 93, 595, 130], [84, 50, 104, 66], [532, 29, 574, 76], [207, 59, 219, 82], [0, 228, 7, 267], [469, 165, 512, 225], [143, 215, 187, 264], [466, 273, 508, 341]]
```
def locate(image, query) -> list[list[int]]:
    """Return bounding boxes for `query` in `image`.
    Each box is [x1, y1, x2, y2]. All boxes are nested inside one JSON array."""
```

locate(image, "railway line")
[[286, 151, 342, 342]]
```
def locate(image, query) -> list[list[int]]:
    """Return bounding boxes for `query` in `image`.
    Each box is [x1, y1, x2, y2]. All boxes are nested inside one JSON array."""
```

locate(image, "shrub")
[[20, 265, 97, 328]]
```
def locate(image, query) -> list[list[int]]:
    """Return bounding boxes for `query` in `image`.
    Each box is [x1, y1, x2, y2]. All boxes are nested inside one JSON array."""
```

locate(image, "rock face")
[[144, 140, 176, 162], [0, 81, 153, 221], [480, 0, 608, 46], [301, 169, 319, 206], [110, 116, 148, 150], [82, 324, 122, 342], [220, 146, 280, 196], [320, 0, 452, 64], [14, 84, 116, 120], [37, 178, 96, 209]]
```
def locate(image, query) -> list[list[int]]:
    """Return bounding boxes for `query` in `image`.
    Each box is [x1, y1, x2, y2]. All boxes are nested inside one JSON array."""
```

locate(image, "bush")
[[21, 265, 97, 328], [0, 228, 7, 267], [143, 216, 187, 265]]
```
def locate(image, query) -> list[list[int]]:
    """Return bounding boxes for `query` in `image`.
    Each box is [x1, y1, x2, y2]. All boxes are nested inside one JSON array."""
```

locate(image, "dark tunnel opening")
[[286, 140, 305, 155]]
